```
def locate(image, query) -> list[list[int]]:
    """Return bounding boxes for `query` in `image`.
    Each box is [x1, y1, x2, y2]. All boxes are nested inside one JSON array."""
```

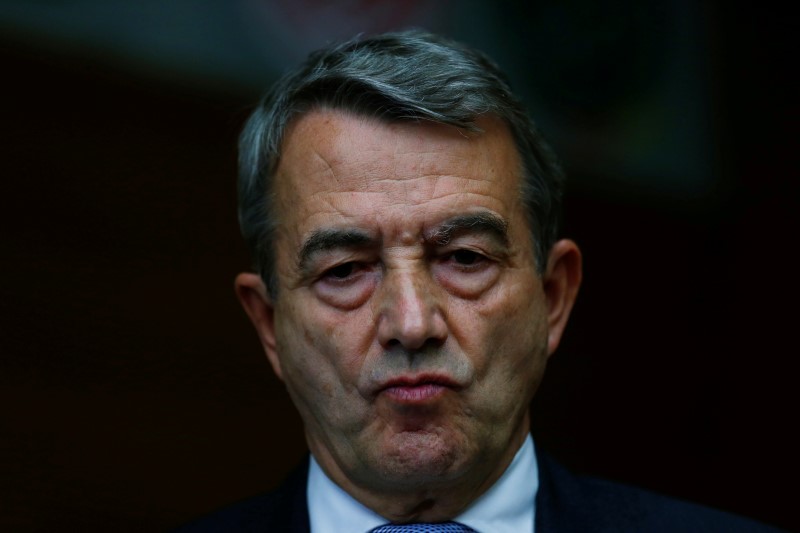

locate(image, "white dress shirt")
[[307, 435, 538, 533]]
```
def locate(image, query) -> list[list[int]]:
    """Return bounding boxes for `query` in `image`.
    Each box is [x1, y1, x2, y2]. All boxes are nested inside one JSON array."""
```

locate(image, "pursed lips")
[[375, 373, 462, 405]]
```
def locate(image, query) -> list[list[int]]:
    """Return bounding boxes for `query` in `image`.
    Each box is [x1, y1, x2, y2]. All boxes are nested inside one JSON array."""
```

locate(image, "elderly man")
[[179, 31, 782, 532]]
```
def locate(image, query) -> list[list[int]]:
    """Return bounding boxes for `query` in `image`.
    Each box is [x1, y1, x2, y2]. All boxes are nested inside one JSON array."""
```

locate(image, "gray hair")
[[238, 30, 565, 298]]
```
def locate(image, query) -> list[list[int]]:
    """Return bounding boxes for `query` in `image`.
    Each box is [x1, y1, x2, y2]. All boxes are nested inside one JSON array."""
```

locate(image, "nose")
[[376, 268, 448, 351]]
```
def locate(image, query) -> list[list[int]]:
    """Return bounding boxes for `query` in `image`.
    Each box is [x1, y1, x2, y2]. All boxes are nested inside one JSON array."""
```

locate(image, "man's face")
[[238, 109, 577, 503]]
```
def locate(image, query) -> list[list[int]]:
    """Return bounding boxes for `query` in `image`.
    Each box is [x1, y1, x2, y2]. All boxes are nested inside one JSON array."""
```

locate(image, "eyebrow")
[[297, 228, 376, 272], [427, 212, 509, 247]]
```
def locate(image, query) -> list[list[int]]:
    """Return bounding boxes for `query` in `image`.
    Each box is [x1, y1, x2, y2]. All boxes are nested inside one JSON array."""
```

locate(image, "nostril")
[[423, 336, 445, 350]]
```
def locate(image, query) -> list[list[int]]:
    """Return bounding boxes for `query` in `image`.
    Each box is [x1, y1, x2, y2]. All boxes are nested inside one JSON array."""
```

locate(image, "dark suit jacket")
[[175, 452, 784, 532]]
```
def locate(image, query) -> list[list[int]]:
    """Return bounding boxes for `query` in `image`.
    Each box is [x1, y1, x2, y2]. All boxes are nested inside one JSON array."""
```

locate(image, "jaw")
[[305, 405, 532, 522]]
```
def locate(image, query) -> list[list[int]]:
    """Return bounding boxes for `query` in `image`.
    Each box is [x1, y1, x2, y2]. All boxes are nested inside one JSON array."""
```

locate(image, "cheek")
[[274, 298, 373, 399], [457, 288, 548, 427], [450, 277, 548, 378]]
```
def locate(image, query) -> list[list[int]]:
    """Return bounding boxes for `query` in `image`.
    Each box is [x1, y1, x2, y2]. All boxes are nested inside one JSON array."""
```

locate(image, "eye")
[[444, 249, 489, 270], [326, 262, 356, 279], [314, 261, 378, 309], [322, 262, 359, 280], [451, 249, 483, 266], [434, 247, 499, 297]]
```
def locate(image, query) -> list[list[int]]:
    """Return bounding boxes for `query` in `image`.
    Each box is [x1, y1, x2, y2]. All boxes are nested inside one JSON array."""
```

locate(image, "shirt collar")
[[307, 435, 538, 533]]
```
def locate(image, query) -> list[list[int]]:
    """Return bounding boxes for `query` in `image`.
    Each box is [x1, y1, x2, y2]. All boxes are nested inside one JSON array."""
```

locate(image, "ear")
[[542, 239, 582, 356], [234, 273, 283, 381]]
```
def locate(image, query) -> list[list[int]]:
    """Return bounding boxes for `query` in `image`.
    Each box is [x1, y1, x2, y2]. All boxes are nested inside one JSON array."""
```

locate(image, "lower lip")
[[381, 383, 449, 404]]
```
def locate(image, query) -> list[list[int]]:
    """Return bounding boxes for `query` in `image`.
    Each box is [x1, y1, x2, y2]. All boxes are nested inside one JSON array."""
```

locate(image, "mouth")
[[376, 374, 461, 405]]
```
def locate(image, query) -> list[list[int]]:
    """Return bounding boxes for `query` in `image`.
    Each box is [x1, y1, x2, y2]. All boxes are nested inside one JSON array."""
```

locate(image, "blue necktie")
[[369, 522, 475, 532]]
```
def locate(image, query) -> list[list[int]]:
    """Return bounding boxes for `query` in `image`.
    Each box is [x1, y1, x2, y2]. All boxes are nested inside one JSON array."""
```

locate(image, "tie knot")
[[369, 522, 475, 532]]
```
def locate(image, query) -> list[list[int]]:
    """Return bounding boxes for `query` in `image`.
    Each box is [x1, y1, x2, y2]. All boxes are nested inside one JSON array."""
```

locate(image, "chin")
[[371, 429, 476, 487]]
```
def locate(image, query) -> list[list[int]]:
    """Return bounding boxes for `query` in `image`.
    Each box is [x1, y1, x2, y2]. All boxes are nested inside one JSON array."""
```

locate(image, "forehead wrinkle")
[[359, 175, 497, 203], [309, 148, 341, 187]]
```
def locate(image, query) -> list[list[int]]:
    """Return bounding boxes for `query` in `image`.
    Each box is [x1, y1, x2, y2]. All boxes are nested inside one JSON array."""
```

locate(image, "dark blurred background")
[[1, 1, 796, 531]]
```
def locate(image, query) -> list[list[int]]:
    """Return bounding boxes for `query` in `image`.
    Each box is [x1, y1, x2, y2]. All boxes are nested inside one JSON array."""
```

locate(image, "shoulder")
[[172, 459, 310, 533], [535, 452, 786, 533]]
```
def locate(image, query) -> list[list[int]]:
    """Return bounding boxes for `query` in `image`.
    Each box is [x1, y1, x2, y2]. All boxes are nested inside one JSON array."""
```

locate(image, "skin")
[[236, 108, 582, 522]]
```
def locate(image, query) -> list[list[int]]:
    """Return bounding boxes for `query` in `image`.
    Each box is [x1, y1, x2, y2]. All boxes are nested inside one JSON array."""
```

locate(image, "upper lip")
[[374, 373, 462, 395]]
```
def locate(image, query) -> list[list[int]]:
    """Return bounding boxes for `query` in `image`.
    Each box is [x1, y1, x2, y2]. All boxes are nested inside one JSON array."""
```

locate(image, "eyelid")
[[444, 248, 492, 267], [436, 239, 504, 262], [322, 261, 356, 279], [316, 257, 380, 286], [320, 260, 365, 279], [311, 259, 379, 309], [303, 247, 374, 275]]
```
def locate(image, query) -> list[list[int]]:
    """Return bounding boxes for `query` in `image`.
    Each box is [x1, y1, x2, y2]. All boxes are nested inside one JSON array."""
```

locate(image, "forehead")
[[273, 109, 526, 241]]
